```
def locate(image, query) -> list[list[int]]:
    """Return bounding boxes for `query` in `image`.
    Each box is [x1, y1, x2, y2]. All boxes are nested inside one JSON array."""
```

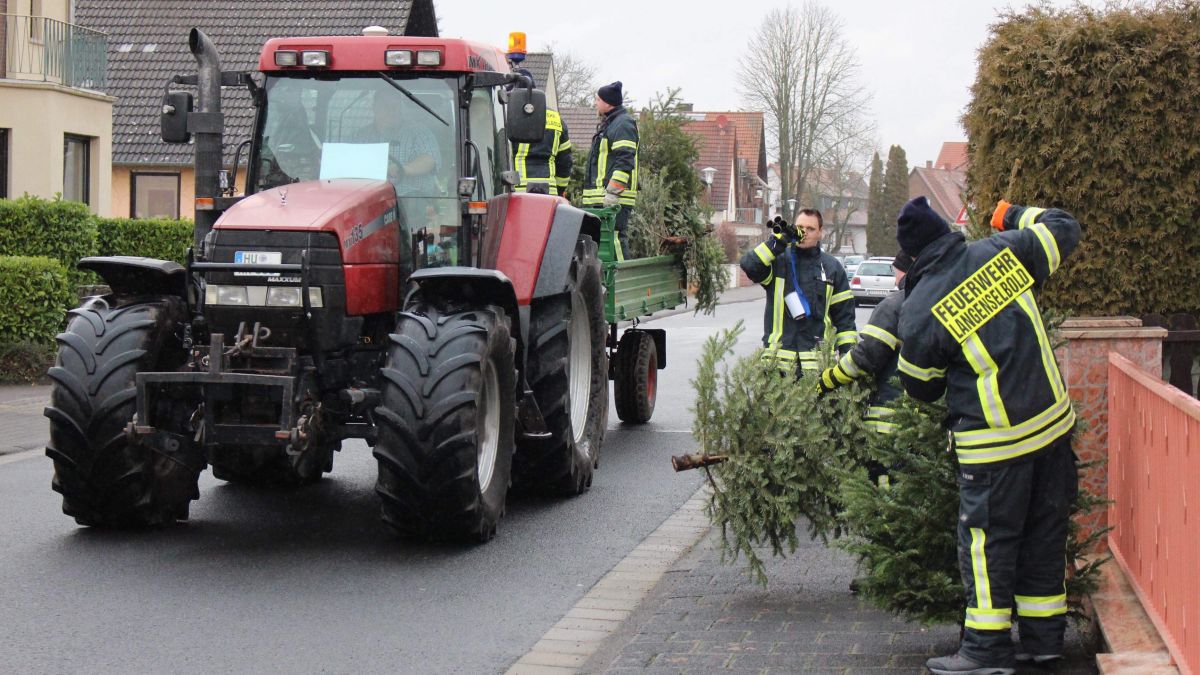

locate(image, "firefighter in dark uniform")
[[739, 209, 857, 374], [893, 196, 1082, 674], [817, 251, 914, 438], [510, 70, 572, 196], [583, 81, 637, 259]]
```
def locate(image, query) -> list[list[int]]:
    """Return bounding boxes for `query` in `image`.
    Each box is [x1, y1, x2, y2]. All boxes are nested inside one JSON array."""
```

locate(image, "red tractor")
[[44, 28, 618, 543]]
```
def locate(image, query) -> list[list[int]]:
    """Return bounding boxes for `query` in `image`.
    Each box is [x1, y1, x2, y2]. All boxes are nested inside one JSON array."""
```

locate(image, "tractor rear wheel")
[[44, 296, 202, 527], [374, 302, 515, 543], [513, 237, 607, 494], [613, 330, 658, 424]]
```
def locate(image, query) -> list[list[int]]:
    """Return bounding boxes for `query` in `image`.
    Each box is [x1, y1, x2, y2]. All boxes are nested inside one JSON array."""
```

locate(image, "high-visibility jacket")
[[583, 106, 638, 207], [829, 278, 905, 433], [740, 240, 857, 371], [513, 109, 572, 192], [897, 206, 1082, 465]]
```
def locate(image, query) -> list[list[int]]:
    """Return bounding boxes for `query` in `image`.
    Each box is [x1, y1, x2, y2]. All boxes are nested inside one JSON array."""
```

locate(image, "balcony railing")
[[2, 14, 107, 91]]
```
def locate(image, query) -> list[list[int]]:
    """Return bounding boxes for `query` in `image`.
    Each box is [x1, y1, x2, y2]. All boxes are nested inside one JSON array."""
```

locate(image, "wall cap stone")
[[1062, 317, 1143, 329]]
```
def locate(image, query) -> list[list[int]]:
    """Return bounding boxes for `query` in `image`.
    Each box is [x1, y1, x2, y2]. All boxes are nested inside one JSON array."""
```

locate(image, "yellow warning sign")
[[933, 248, 1033, 343]]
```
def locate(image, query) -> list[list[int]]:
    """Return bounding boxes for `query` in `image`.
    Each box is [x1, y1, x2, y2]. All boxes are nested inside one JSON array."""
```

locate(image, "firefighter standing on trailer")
[[583, 81, 638, 258], [509, 69, 573, 196], [892, 195, 1082, 675], [740, 210, 857, 374]]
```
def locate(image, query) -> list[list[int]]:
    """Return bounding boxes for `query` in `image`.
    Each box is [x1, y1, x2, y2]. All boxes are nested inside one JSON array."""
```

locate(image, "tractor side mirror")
[[160, 91, 193, 144], [506, 87, 546, 144]]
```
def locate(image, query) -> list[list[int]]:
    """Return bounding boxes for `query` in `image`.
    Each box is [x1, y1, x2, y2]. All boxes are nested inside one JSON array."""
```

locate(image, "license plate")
[[234, 251, 281, 265]]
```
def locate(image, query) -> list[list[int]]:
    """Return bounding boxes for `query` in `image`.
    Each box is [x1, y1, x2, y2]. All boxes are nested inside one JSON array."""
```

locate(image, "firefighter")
[[510, 70, 572, 196], [893, 195, 1082, 674], [739, 210, 857, 374], [583, 81, 638, 258], [817, 251, 913, 439]]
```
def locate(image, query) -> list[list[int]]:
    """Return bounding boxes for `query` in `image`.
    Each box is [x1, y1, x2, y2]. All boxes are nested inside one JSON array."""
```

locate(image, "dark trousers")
[[614, 205, 632, 259], [956, 436, 1078, 662]]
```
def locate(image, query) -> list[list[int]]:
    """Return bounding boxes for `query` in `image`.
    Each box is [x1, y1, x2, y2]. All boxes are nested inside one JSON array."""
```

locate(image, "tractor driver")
[[354, 91, 443, 197]]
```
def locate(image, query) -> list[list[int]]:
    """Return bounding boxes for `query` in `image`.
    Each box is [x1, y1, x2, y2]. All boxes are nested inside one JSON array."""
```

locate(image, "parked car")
[[842, 254, 865, 277], [850, 257, 896, 306]]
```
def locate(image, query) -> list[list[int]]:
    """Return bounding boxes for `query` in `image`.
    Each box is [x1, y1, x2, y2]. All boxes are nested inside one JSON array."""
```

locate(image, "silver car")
[[850, 257, 896, 306], [842, 254, 865, 277]]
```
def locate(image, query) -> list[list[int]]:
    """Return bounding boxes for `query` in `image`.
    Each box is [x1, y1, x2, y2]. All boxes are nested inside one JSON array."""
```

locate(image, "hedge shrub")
[[96, 217, 193, 265], [0, 195, 96, 283], [964, 2, 1200, 316], [0, 256, 75, 344]]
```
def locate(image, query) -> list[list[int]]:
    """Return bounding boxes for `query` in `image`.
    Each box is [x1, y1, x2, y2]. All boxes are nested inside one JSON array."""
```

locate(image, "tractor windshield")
[[253, 74, 462, 265]]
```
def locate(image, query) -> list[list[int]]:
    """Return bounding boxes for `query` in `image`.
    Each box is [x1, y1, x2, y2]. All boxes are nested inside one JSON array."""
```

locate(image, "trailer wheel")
[[44, 296, 201, 527], [614, 330, 658, 424], [374, 303, 515, 543], [513, 237, 607, 494]]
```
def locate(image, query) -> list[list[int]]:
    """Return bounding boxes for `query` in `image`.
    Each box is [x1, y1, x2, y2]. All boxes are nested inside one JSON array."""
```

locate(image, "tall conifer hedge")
[[963, 2, 1200, 315]]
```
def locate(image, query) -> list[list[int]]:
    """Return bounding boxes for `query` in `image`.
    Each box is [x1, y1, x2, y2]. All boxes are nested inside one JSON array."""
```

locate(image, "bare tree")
[[739, 2, 870, 223], [808, 117, 876, 253], [541, 42, 599, 108]]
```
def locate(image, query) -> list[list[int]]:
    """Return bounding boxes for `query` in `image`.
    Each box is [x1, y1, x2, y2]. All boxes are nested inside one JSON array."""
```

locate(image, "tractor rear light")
[[274, 50, 299, 67], [301, 50, 329, 67], [385, 50, 412, 66], [195, 197, 215, 211], [468, 201, 487, 215], [267, 287, 303, 307], [416, 50, 442, 66]]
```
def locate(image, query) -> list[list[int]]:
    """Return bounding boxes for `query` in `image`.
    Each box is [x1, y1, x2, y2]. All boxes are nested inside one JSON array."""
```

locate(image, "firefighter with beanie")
[[739, 209, 857, 373], [509, 70, 572, 196], [892, 195, 1082, 674], [583, 81, 638, 258], [817, 251, 914, 438]]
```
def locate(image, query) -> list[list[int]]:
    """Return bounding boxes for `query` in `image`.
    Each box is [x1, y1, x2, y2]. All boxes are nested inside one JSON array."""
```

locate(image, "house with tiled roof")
[[702, 111, 768, 222], [907, 140, 969, 226], [934, 140, 968, 171], [0, 1, 114, 213], [683, 117, 738, 223], [559, 106, 598, 146], [518, 52, 557, 109], [75, 0, 437, 218]]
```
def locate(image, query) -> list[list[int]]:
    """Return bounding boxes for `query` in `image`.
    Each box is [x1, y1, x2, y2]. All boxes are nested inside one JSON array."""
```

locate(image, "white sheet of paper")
[[319, 142, 389, 181]]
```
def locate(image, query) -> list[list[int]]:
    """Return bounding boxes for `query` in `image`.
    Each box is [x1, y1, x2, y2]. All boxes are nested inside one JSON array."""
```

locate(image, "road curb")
[[504, 485, 712, 675]]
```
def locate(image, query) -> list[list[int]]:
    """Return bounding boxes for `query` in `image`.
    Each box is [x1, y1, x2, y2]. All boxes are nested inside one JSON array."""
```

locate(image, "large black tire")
[[44, 296, 201, 527], [373, 303, 515, 543], [613, 330, 658, 424], [512, 237, 608, 494]]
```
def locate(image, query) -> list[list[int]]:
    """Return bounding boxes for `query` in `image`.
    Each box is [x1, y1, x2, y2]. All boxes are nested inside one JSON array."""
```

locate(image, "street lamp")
[[700, 166, 717, 187], [786, 198, 797, 218]]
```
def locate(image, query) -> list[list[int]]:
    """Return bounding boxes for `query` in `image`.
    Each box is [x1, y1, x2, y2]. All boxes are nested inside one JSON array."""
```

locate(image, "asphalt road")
[[0, 297, 836, 675]]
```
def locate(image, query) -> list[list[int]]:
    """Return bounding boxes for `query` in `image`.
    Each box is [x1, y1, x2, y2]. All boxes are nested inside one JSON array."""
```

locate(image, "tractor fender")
[[532, 204, 602, 299], [406, 267, 526, 374], [79, 256, 187, 298]]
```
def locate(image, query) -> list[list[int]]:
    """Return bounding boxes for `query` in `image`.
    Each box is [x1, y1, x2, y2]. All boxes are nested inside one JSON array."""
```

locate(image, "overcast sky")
[[437, 0, 1097, 168]]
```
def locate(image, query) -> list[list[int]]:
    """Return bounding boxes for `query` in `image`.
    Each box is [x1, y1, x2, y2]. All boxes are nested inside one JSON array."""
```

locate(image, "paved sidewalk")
[[0, 384, 51, 456], [583, 528, 1100, 674]]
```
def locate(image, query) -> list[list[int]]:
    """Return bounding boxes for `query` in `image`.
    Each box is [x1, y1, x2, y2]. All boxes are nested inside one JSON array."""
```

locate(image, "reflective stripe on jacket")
[[897, 206, 1082, 465], [583, 106, 638, 206], [836, 278, 904, 432], [513, 109, 572, 191]]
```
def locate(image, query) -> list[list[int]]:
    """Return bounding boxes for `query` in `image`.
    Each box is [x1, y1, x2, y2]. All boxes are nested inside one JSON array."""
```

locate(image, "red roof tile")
[[683, 119, 738, 212], [909, 166, 966, 224], [702, 112, 766, 180], [935, 141, 969, 171]]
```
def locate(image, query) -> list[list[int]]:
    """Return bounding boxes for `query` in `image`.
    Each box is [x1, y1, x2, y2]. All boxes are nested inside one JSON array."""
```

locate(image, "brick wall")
[[1055, 317, 1167, 551]]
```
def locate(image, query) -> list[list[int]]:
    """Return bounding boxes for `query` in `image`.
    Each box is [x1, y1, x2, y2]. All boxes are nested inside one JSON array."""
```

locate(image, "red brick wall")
[[1055, 318, 1166, 552]]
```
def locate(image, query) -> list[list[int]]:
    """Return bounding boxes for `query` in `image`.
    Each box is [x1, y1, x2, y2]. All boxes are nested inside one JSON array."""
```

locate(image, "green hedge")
[[0, 195, 96, 283], [0, 256, 74, 345], [963, 2, 1200, 316], [96, 217, 193, 265]]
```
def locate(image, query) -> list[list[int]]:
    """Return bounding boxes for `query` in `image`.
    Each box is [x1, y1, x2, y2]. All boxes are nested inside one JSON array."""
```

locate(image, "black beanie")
[[892, 251, 914, 273], [598, 81, 623, 106], [896, 196, 951, 257]]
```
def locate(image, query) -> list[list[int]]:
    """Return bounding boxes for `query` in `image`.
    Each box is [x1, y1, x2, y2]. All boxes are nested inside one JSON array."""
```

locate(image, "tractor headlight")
[[301, 50, 329, 67], [207, 284, 249, 306], [266, 287, 302, 307], [416, 50, 442, 66], [385, 50, 412, 66], [205, 285, 322, 308], [274, 50, 298, 67]]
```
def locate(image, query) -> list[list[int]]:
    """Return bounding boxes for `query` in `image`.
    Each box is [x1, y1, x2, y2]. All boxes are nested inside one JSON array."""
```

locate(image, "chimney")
[[926, 160, 933, 169]]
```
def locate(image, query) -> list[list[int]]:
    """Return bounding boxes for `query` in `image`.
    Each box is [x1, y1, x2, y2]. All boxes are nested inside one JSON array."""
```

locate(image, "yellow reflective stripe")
[[831, 290, 853, 304], [1016, 292, 1066, 400], [831, 364, 854, 384], [867, 406, 895, 419], [866, 420, 897, 434], [762, 348, 819, 369], [754, 242, 775, 266], [838, 351, 863, 378], [956, 406, 1075, 464], [823, 284, 834, 342], [1017, 207, 1046, 229], [559, 140, 572, 151], [835, 330, 857, 346], [611, 140, 637, 150], [759, 268, 774, 286], [1015, 593, 1067, 617], [515, 142, 531, 186], [610, 170, 631, 184], [1028, 222, 1061, 274], [970, 528, 993, 609], [860, 324, 899, 350], [955, 393, 1071, 445], [595, 138, 609, 190], [963, 334, 1010, 428], [898, 354, 945, 381], [768, 279, 785, 348], [965, 607, 1012, 631]]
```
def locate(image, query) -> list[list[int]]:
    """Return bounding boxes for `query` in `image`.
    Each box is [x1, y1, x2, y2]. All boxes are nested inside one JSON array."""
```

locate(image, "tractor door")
[[467, 86, 513, 269]]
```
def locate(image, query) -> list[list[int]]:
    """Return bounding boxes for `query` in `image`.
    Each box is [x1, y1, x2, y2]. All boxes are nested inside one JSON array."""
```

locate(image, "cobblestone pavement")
[[583, 528, 1100, 674]]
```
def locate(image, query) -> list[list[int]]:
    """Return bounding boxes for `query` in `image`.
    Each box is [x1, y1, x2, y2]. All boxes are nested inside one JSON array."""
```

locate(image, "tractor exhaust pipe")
[[188, 28, 223, 254]]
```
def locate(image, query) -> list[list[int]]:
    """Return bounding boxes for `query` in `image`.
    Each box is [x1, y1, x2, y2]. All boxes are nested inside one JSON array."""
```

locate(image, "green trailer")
[[585, 207, 687, 424]]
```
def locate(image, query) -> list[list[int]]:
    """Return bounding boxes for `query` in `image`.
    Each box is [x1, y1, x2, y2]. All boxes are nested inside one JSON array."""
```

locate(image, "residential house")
[[74, 0, 437, 219], [766, 163, 868, 255], [559, 106, 597, 147], [679, 110, 769, 253], [0, 0, 114, 213], [909, 140, 968, 226]]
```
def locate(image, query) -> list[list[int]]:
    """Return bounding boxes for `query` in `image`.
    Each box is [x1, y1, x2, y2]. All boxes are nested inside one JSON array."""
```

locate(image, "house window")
[[0, 129, 8, 199], [131, 173, 181, 219], [63, 134, 90, 205]]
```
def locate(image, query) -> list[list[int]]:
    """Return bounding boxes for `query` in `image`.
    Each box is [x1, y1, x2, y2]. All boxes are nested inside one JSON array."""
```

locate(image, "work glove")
[[817, 363, 854, 395], [766, 232, 789, 257], [990, 199, 1015, 232], [603, 192, 620, 207]]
